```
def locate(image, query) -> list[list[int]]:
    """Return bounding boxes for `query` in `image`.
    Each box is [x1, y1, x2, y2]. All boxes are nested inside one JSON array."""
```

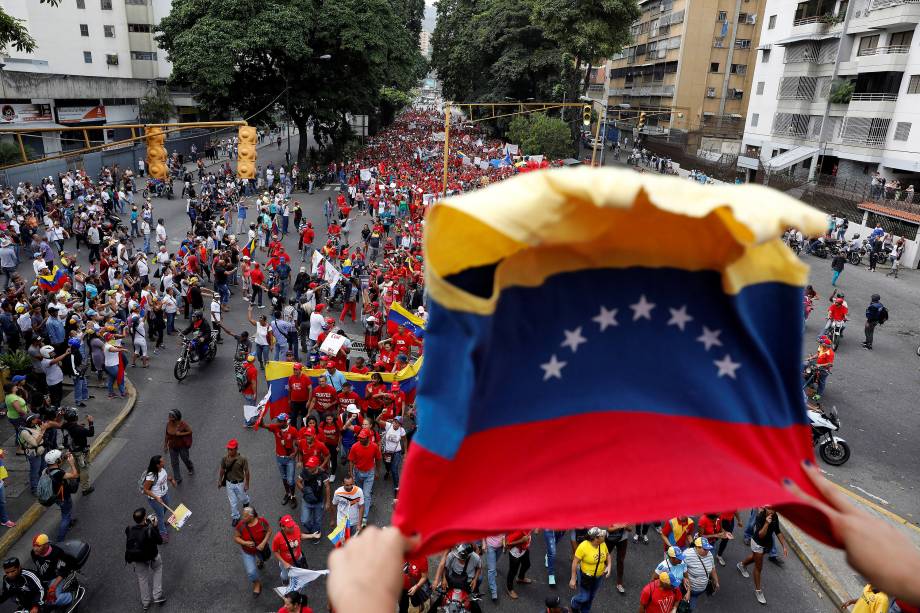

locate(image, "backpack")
[[37, 469, 60, 507], [878, 306, 889, 324], [235, 367, 249, 392], [125, 524, 148, 564]]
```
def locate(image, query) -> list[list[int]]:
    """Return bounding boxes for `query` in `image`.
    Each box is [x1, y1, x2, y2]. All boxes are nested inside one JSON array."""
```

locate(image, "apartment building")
[[590, 0, 766, 146], [741, 0, 920, 185], [0, 0, 193, 157]]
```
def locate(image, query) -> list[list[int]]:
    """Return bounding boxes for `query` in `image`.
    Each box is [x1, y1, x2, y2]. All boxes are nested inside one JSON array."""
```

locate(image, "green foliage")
[[0, 141, 26, 165], [0, 350, 32, 373], [829, 80, 854, 104], [507, 113, 573, 160], [432, 0, 639, 104], [0, 0, 60, 54], [139, 87, 176, 124], [156, 0, 424, 163]]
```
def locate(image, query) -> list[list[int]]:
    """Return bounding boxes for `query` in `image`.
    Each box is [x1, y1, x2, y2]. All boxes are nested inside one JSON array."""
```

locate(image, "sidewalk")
[[784, 486, 920, 606], [0, 377, 136, 556]]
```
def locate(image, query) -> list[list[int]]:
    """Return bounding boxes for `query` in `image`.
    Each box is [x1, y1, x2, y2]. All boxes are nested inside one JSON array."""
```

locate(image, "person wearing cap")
[[655, 545, 688, 589], [31, 532, 79, 608], [296, 455, 330, 540], [44, 449, 79, 541], [682, 537, 719, 610], [261, 412, 299, 508], [218, 439, 251, 527], [272, 514, 306, 583], [17, 413, 47, 496], [321, 359, 346, 392], [347, 429, 381, 526], [288, 363, 313, 428], [569, 527, 610, 612], [808, 335, 835, 399], [297, 426, 331, 473], [639, 571, 681, 613]]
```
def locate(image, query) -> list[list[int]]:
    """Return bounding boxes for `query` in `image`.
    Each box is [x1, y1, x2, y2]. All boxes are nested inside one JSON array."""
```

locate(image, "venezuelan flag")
[[37, 266, 70, 293], [242, 236, 257, 259], [327, 518, 352, 547], [386, 302, 425, 338], [263, 358, 423, 419], [393, 167, 837, 555]]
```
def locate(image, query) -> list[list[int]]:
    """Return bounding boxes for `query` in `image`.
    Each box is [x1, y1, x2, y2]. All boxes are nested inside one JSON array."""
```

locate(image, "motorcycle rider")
[[807, 336, 835, 400], [30, 533, 79, 608], [181, 311, 212, 362], [824, 295, 848, 337], [0, 556, 44, 612]]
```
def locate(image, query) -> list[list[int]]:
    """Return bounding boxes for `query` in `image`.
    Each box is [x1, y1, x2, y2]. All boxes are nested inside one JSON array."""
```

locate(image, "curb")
[[782, 515, 849, 608], [0, 378, 138, 557]]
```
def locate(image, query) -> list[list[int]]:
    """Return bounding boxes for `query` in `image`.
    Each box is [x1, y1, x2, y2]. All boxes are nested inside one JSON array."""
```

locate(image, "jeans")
[[241, 551, 261, 583], [226, 480, 250, 520], [0, 481, 9, 523], [544, 530, 559, 577], [46, 590, 75, 606], [354, 469, 375, 519], [831, 269, 841, 286], [254, 343, 269, 368], [105, 365, 125, 395], [275, 456, 295, 486], [73, 375, 88, 403], [143, 235, 151, 254], [744, 510, 778, 557], [273, 342, 289, 361], [148, 492, 170, 537], [571, 569, 603, 612], [300, 500, 324, 534], [27, 454, 45, 495], [169, 446, 194, 480], [56, 497, 73, 541], [166, 312, 176, 335], [2, 266, 13, 290], [386, 450, 403, 491], [689, 588, 707, 610], [217, 283, 230, 304], [484, 545, 503, 598]]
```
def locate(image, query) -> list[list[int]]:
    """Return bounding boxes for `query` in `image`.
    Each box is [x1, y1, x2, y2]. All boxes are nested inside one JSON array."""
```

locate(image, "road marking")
[[833, 481, 920, 534], [849, 485, 889, 505]]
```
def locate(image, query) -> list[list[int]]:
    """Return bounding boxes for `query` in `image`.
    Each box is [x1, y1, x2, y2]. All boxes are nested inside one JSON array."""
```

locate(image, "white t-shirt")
[[309, 312, 325, 341], [145, 468, 169, 497], [254, 322, 269, 346], [103, 343, 121, 367], [332, 485, 364, 525], [382, 423, 406, 454], [41, 358, 64, 386]]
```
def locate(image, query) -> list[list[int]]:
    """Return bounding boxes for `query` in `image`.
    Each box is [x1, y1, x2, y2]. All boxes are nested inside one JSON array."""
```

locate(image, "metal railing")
[[869, 0, 920, 10], [850, 92, 899, 101], [856, 45, 911, 56], [792, 14, 844, 26], [610, 84, 676, 96]]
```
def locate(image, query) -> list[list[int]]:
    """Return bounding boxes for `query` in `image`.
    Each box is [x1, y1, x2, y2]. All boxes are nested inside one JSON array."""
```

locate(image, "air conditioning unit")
[[106, 54, 119, 66]]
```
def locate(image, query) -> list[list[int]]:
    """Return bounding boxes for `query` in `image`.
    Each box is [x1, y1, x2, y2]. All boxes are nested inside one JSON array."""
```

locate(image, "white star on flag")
[[540, 354, 567, 381], [696, 326, 723, 351], [592, 306, 619, 331], [630, 295, 656, 321], [714, 354, 742, 379], [666, 305, 694, 331], [561, 327, 587, 353]]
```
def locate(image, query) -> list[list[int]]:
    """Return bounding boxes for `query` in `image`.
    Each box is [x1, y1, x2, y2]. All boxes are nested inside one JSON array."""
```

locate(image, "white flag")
[[275, 568, 330, 596]]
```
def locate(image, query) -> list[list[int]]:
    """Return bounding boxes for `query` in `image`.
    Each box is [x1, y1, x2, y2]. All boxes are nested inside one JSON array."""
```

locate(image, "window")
[[908, 74, 920, 93], [127, 23, 153, 33], [889, 30, 914, 48], [707, 87, 717, 97], [752, 113, 760, 127], [731, 63, 747, 74], [718, 10, 727, 20], [130, 51, 157, 61], [710, 62, 720, 72], [125, 0, 148, 4], [768, 14, 777, 29], [79, 24, 88, 37], [738, 12, 749, 22], [762, 49, 771, 62], [100, 0, 112, 8], [105, 54, 118, 66], [83, 51, 92, 63], [103, 25, 115, 38], [735, 39, 751, 48], [713, 38, 725, 48], [757, 81, 765, 94], [76, 0, 85, 7], [894, 122, 911, 140], [731, 88, 744, 99], [858, 35, 879, 55]]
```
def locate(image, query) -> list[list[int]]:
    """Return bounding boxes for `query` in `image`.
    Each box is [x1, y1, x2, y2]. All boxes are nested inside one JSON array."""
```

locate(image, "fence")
[[642, 135, 742, 183]]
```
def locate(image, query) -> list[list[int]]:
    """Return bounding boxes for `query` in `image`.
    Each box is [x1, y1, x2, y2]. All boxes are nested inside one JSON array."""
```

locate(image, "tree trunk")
[[294, 117, 309, 166]]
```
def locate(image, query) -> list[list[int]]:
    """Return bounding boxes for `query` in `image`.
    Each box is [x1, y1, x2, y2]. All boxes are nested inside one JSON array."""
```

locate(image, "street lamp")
[[286, 54, 332, 165]]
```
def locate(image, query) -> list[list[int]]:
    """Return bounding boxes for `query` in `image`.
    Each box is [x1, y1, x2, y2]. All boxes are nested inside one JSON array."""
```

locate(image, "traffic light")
[[582, 104, 592, 126], [638, 112, 647, 131], [237, 125, 257, 179], [145, 127, 167, 180]]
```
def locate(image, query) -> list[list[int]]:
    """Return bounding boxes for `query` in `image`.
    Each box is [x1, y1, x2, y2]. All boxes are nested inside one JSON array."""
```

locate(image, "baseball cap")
[[306, 456, 320, 468], [667, 546, 684, 560], [658, 572, 672, 585], [346, 403, 360, 414], [545, 595, 561, 608], [304, 427, 315, 436], [694, 537, 714, 551], [358, 428, 370, 440], [226, 439, 239, 449], [32, 534, 49, 548], [325, 360, 335, 367], [315, 303, 325, 312], [246, 355, 255, 362], [11, 375, 26, 383], [280, 515, 297, 529], [275, 413, 289, 422], [390, 381, 401, 390]]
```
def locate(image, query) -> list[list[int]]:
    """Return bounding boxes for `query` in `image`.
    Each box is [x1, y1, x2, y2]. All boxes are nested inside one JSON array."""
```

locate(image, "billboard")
[[55, 105, 106, 125], [0, 103, 53, 124]]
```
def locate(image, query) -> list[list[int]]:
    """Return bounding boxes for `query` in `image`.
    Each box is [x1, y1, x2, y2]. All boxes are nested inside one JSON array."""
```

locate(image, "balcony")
[[610, 84, 676, 97], [849, 0, 920, 32], [791, 14, 845, 36], [857, 44, 911, 56], [841, 44, 911, 73]]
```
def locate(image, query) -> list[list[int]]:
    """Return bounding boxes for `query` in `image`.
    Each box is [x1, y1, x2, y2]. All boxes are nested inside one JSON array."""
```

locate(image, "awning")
[[774, 32, 840, 46], [764, 146, 818, 171]]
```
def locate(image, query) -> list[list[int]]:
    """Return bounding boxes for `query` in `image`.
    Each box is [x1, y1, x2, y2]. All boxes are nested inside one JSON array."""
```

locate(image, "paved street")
[[4, 134, 914, 612]]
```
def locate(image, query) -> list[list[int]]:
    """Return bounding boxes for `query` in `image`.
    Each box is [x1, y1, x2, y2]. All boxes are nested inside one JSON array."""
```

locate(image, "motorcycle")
[[174, 330, 219, 381], [142, 178, 173, 200], [435, 587, 477, 613], [810, 240, 828, 259], [827, 319, 846, 350], [14, 540, 90, 613], [802, 358, 830, 400], [808, 405, 850, 465], [846, 234, 865, 265]]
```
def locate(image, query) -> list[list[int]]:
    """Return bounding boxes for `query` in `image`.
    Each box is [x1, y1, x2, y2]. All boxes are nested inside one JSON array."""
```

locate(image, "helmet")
[[39, 345, 54, 359], [191, 311, 203, 320], [168, 409, 182, 421], [587, 527, 608, 540], [834, 297, 844, 304], [62, 408, 78, 422], [44, 449, 63, 465], [818, 335, 832, 346], [455, 543, 473, 558], [68, 337, 81, 348]]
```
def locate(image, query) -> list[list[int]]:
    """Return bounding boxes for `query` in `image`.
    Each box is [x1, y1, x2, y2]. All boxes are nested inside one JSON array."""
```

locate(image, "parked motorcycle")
[[143, 178, 174, 200], [846, 234, 865, 265], [808, 405, 850, 465], [174, 330, 219, 381], [14, 540, 90, 613]]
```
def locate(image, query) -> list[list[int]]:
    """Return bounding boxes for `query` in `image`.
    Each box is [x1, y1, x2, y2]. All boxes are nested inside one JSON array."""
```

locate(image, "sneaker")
[[632, 534, 639, 543], [548, 574, 556, 586], [281, 494, 290, 506], [642, 535, 649, 544], [154, 596, 167, 605], [717, 555, 725, 567], [755, 589, 766, 604], [616, 584, 625, 594], [768, 556, 785, 567], [507, 589, 518, 600], [1, 521, 16, 528], [737, 562, 750, 578], [81, 487, 95, 495]]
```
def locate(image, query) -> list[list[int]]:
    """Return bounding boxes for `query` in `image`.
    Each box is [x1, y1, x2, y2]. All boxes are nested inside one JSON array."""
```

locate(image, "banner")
[[360, 169, 372, 181], [0, 103, 52, 124], [311, 251, 343, 291], [56, 104, 106, 125]]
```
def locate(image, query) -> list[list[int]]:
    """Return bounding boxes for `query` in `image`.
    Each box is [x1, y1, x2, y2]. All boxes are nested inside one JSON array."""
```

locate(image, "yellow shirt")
[[575, 540, 608, 577], [853, 585, 889, 613]]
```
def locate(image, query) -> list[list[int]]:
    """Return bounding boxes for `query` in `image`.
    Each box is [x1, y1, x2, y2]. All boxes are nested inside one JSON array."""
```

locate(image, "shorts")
[[750, 540, 765, 554]]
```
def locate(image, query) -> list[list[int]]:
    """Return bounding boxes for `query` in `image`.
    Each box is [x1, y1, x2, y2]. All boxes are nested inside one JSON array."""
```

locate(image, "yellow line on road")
[[833, 482, 920, 535]]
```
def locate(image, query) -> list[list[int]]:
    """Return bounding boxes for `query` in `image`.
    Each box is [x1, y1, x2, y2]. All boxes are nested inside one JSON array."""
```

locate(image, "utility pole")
[[442, 102, 451, 197]]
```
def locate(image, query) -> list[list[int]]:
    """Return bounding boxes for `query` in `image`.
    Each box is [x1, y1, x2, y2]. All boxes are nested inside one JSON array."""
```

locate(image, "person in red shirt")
[[347, 429, 381, 524], [272, 514, 305, 584], [378, 381, 406, 420], [504, 530, 533, 599], [661, 516, 696, 550], [350, 356, 370, 375], [824, 295, 848, 337], [234, 505, 271, 596], [317, 413, 343, 478], [278, 591, 312, 613], [297, 427, 331, 473], [288, 363, 313, 427], [715, 510, 742, 566], [363, 373, 388, 422], [299, 221, 315, 255], [241, 355, 259, 425], [386, 324, 420, 356], [336, 381, 363, 415], [249, 263, 266, 308], [639, 572, 681, 613], [261, 412, 299, 508], [309, 379, 339, 419], [377, 340, 397, 371], [400, 554, 430, 613]]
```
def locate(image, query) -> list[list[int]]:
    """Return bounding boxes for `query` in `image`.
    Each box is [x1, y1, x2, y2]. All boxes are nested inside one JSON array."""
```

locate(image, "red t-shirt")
[[312, 384, 338, 412], [348, 441, 381, 471], [298, 435, 330, 462], [378, 349, 397, 368], [272, 527, 303, 565], [827, 303, 848, 321], [288, 374, 313, 403], [249, 268, 265, 286], [698, 515, 720, 538], [391, 332, 417, 355], [317, 418, 342, 446], [402, 555, 430, 590], [337, 390, 363, 414], [640, 582, 680, 612], [300, 227, 315, 244], [266, 423, 298, 457], [364, 382, 386, 410], [236, 517, 269, 555], [277, 607, 312, 613], [243, 363, 258, 395], [350, 364, 370, 374]]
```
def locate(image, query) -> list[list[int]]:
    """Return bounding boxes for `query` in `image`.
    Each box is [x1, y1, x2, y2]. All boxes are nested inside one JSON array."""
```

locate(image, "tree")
[[507, 113, 572, 160], [0, 0, 60, 54], [157, 0, 424, 164], [139, 87, 176, 124]]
